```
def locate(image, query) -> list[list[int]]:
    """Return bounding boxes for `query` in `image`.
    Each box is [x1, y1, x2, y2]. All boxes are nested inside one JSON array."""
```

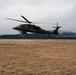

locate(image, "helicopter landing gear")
[[20, 31, 27, 34]]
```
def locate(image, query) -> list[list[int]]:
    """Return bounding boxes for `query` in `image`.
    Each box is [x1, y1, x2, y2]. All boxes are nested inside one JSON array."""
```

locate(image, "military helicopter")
[[6, 15, 62, 37]]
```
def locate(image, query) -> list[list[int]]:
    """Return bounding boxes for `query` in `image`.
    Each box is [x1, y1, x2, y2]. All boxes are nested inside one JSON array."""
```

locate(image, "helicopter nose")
[[13, 27, 19, 30]]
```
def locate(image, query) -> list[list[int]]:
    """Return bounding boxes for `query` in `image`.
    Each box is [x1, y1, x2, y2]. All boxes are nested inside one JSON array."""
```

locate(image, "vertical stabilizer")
[[53, 22, 61, 34]]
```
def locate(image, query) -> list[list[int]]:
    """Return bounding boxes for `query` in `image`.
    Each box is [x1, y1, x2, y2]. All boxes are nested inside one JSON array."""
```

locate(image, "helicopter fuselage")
[[13, 24, 52, 34], [6, 15, 61, 35]]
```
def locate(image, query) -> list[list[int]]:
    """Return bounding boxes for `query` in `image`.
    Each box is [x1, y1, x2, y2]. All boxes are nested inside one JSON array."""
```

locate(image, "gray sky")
[[0, 0, 76, 34]]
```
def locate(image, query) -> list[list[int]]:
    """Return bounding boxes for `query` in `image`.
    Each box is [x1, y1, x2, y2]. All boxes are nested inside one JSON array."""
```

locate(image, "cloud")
[[0, 0, 76, 34]]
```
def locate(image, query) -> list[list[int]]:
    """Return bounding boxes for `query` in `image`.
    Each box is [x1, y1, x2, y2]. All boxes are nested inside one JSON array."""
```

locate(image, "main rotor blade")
[[6, 18, 27, 23], [20, 15, 57, 25], [32, 22, 56, 25], [21, 15, 32, 23], [6, 17, 57, 25]]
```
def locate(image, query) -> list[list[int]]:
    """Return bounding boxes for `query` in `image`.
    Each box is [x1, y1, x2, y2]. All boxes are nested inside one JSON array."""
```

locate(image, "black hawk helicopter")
[[6, 15, 62, 37]]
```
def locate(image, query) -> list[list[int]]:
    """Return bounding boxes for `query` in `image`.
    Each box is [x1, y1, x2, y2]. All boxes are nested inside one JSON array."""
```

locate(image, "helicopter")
[[6, 15, 62, 37]]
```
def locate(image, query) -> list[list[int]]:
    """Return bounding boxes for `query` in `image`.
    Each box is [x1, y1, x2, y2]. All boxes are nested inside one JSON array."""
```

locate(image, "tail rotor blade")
[[57, 22, 58, 27], [53, 22, 62, 28]]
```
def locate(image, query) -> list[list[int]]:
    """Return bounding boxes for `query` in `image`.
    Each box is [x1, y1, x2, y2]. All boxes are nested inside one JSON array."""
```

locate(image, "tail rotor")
[[53, 22, 62, 29], [53, 22, 62, 34]]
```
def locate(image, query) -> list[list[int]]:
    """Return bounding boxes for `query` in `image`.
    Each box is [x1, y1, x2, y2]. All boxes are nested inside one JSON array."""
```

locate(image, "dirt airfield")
[[0, 40, 76, 75]]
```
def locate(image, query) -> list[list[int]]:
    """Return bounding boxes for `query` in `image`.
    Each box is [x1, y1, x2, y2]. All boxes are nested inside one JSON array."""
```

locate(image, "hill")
[[0, 32, 76, 39]]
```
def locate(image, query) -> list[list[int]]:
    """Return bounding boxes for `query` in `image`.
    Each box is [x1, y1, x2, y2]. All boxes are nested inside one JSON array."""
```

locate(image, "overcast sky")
[[0, 0, 76, 34]]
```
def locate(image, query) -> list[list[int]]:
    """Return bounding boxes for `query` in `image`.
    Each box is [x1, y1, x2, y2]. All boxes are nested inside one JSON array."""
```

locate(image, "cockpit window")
[[32, 25, 41, 29]]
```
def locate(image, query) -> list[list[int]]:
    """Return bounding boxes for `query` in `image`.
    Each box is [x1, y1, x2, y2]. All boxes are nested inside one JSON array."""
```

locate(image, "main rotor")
[[6, 15, 57, 25]]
